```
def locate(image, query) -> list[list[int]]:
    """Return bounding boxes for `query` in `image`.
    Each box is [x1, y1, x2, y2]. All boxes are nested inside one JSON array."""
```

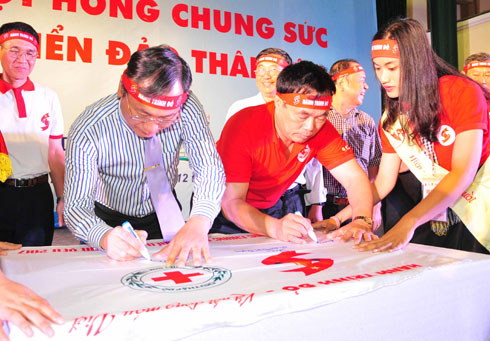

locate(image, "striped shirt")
[[64, 92, 225, 249], [323, 107, 382, 198]]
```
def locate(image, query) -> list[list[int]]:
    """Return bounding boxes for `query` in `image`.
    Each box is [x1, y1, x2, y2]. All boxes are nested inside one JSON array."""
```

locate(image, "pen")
[[122, 221, 152, 261], [294, 211, 318, 243]]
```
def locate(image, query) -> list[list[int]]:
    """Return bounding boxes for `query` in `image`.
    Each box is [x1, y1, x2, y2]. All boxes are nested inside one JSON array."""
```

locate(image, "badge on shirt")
[[41, 113, 50, 131], [437, 125, 455, 146], [341, 144, 351, 152], [297, 144, 310, 162]]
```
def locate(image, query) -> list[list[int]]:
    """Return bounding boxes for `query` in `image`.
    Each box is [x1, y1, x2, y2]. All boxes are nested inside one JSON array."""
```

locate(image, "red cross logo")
[[151, 271, 203, 284]]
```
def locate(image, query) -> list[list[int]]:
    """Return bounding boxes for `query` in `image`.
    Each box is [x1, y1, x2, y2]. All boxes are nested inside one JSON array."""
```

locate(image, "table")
[[1, 234, 490, 340]]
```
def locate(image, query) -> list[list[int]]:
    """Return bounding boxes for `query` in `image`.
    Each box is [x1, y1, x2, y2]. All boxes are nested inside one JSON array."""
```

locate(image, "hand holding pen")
[[294, 211, 318, 243], [100, 221, 151, 261], [122, 221, 152, 260]]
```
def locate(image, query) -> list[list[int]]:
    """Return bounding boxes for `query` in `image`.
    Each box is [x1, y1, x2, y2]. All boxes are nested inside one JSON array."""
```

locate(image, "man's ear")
[[274, 94, 285, 108], [117, 80, 124, 98], [335, 77, 345, 92]]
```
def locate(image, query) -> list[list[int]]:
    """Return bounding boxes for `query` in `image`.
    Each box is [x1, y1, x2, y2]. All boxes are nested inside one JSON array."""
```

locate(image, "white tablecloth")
[[1, 234, 490, 340]]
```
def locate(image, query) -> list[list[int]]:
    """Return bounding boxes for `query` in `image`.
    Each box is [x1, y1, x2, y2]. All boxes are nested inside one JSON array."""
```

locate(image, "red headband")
[[331, 64, 365, 80], [463, 61, 490, 73], [277, 93, 332, 111], [0, 30, 39, 50], [256, 55, 290, 68], [371, 39, 399, 59], [121, 72, 188, 110]]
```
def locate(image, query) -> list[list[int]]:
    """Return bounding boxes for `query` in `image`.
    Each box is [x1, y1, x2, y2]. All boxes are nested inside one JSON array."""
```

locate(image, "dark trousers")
[[382, 171, 423, 233], [210, 185, 306, 234], [382, 171, 488, 254], [94, 202, 163, 240], [0, 182, 54, 246], [93, 190, 182, 240]]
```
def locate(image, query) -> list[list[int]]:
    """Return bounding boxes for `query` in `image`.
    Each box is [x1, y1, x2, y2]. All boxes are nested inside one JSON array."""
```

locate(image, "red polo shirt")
[[217, 101, 354, 209], [380, 75, 490, 170]]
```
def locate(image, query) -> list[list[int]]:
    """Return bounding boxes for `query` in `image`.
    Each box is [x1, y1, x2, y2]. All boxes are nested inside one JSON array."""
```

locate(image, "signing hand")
[[152, 215, 211, 267], [267, 213, 313, 244], [327, 219, 378, 244], [312, 217, 340, 233], [100, 226, 148, 261], [0, 242, 21, 256], [354, 217, 415, 252], [0, 273, 65, 341]]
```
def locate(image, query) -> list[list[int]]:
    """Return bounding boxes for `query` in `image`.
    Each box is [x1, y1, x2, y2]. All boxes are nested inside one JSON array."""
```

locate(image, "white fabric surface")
[[1, 234, 490, 340]]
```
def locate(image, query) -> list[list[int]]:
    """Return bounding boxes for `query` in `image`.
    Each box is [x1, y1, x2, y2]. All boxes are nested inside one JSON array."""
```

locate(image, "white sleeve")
[[303, 158, 327, 205], [48, 90, 64, 137], [225, 101, 241, 123]]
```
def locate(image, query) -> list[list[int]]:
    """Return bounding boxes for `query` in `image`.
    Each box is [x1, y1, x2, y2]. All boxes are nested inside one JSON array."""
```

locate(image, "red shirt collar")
[[0, 74, 35, 118], [0, 74, 34, 94]]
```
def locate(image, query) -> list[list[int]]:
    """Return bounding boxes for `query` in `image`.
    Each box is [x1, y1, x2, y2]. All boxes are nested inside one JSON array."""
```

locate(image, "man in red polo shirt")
[[212, 61, 375, 243]]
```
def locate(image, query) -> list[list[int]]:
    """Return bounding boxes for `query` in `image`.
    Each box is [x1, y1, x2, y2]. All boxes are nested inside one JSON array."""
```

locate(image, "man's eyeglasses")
[[1, 46, 38, 61], [125, 96, 181, 125], [254, 67, 282, 77]]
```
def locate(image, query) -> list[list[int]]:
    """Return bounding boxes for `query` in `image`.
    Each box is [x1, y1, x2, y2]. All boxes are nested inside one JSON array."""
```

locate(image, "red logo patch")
[[262, 251, 334, 276], [341, 144, 351, 152], [297, 144, 310, 162], [41, 113, 50, 131], [293, 95, 300, 105], [437, 125, 455, 146]]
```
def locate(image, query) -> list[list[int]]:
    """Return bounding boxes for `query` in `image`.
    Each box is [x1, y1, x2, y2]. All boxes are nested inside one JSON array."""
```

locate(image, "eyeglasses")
[[125, 96, 181, 125], [254, 67, 282, 77], [1, 46, 38, 61]]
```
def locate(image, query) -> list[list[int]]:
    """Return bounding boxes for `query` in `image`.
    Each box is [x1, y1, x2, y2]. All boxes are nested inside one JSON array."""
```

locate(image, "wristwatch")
[[352, 216, 373, 229]]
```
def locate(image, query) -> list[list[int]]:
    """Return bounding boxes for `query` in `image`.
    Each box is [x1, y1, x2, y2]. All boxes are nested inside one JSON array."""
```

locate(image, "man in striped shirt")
[[64, 46, 225, 266]]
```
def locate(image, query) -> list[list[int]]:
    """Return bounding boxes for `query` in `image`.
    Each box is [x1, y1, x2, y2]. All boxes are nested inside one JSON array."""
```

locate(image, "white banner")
[[0, 234, 470, 340]]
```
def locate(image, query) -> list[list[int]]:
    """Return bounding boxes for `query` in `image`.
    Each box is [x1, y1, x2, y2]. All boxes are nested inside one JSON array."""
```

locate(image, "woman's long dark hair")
[[376, 18, 488, 142]]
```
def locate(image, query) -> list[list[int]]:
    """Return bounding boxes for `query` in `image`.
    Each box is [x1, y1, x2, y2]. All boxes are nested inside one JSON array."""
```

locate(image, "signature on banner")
[[68, 293, 255, 337]]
